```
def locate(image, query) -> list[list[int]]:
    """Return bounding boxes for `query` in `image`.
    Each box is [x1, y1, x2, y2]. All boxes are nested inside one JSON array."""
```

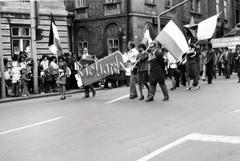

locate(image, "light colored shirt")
[[50, 61, 58, 70], [126, 48, 139, 64], [40, 60, 49, 71], [11, 67, 21, 83], [167, 52, 177, 69]]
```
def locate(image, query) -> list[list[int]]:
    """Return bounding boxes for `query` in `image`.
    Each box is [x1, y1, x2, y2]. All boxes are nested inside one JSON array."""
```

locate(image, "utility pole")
[[0, 12, 6, 98], [158, 0, 190, 33], [30, 0, 39, 94]]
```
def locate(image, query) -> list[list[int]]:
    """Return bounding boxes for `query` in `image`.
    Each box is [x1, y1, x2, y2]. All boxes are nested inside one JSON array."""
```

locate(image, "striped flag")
[[48, 14, 62, 55], [197, 13, 221, 40], [155, 15, 189, 61]]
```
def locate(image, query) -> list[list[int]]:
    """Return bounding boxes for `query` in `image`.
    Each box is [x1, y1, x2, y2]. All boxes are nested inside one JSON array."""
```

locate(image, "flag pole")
[[0, 12, 6, 98], [30, 0, 39, 94]]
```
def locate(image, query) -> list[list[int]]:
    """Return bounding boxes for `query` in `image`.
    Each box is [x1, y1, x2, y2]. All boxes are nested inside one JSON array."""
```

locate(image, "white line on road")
[[0, 117, 63, 136], [230, 109, 240, 113], [135, 133, 240, 161], [135, 133, 196, 161], [189, 133, 240, 144], [105, 94, 129, 104]]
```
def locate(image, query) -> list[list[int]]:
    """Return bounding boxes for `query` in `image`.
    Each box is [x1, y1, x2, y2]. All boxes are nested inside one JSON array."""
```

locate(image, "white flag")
[[197, 13, 221, 40]]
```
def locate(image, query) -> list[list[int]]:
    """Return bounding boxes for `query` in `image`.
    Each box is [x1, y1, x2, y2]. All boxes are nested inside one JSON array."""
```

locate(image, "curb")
[[0, 87, 104, 104]]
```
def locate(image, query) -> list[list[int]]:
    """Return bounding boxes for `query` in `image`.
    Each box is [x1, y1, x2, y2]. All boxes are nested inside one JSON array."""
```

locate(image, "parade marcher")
[[136, 43, 149, 100], [178, 54, 187, 87], [222, 47, 232, 79], [216, 48, 224, 76], [185, 44, 200, 90], [234, 45, 240, 82], [66, 66, 71, 91], [205, 43, 215, 84], [56, 56, 67, 100], [80, 49, 96, 98], [146, 42, 169, 102], [126, 42, 139, 99], [167, 51, 178, 90], [201, 46, 207, 81]]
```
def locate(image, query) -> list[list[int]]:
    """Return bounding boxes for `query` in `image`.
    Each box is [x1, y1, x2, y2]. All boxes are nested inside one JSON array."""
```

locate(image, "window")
[[11, 26, 31, 56], [165, 0, 172, 8], [74, 0, 88, 19], [216, 0, 220, 14], [145, 0, 156, 15], [145, 0, 154, 4], [75, 0, 86, 8], [224, 0, 228, 19], [104, 1, 121, 16], [236, 9, 240, 24], [107, 38, 119, 55], [78, 40, 88, 55], [191, 0, 201, 14], [197, 0, 201, 13]]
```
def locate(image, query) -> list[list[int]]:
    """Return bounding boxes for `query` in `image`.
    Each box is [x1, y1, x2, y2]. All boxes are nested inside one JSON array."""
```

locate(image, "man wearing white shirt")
[[126, 42, 139, 99]]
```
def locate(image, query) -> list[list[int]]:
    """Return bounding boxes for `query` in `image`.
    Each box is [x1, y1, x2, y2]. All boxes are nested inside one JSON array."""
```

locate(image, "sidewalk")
[[0, 86, 105, 104]]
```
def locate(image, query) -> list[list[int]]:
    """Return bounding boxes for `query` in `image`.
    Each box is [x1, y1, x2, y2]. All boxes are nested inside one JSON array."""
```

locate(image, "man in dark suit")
[[146, 42, 169, 102]]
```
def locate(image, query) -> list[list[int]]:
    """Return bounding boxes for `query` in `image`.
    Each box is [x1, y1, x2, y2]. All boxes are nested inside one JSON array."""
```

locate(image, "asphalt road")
[[1, 76, 240, 161]]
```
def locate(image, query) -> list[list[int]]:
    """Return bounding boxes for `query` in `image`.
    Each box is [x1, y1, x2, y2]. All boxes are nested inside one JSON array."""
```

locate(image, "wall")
[[0, 0, 69, 59]]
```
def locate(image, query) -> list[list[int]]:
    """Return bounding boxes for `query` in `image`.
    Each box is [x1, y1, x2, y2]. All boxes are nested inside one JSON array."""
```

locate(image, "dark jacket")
[[206, 49, 215, 65], [148, 49, 165, 84], [235, 51, 240, 73], [137, 51, 149, 72]]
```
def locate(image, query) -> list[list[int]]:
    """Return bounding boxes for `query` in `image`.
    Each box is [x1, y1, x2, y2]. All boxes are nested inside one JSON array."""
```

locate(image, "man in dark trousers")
[[146, 42, 169, 102], [205, 43, 215, 84]]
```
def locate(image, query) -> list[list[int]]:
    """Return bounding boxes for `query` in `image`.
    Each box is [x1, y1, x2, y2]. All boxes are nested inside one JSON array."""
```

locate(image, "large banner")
[[211, 36, 240, 49], [75, 51, 124, 86]]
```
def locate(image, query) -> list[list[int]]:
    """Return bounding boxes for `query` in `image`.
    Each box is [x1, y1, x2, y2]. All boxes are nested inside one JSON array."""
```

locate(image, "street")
[[1, 76, 240, 161]]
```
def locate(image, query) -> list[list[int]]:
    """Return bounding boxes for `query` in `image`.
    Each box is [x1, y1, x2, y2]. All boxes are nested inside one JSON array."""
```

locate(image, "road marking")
[[189, 133, 240, 144], [230, 109, 240, 113], [135, 133, 196, 161], [135, 133, 240, 161], [105, 94, 129, 104], [0, 117, 63, 136]]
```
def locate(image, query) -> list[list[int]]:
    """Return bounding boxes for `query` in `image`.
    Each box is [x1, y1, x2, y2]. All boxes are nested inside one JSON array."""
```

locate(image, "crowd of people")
[[123, 41, 240, 102], [1, 50, 77, 99], [1, 42, 240, 101]]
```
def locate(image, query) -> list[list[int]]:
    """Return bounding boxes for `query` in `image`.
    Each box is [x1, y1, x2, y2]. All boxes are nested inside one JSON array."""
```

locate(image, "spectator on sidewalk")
[[11, 55, 21, 97], [21, 66, 31, 97]]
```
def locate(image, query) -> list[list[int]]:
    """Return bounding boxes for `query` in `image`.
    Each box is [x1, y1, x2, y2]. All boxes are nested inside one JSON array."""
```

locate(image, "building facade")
[[0, 0, 70, 59], [71, 0, 237, 58]]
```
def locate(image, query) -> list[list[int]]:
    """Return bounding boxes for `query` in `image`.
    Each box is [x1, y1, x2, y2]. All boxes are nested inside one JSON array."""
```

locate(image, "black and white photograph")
[[1, 0, 240, 160]]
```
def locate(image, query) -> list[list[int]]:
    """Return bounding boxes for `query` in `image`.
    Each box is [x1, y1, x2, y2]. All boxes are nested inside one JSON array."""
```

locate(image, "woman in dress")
[[185, 44, 200, 90], [56, 56, 67, 100], [136, 43, 149, 100]]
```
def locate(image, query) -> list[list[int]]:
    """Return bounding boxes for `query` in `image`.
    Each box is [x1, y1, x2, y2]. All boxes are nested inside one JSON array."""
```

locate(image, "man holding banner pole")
[[127, 42, 139, 99]]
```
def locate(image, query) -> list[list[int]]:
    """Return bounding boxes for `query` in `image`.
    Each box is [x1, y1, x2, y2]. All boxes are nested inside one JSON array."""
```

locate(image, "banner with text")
[[76, 51, 124, 86], [211, 36, 240, 49]]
